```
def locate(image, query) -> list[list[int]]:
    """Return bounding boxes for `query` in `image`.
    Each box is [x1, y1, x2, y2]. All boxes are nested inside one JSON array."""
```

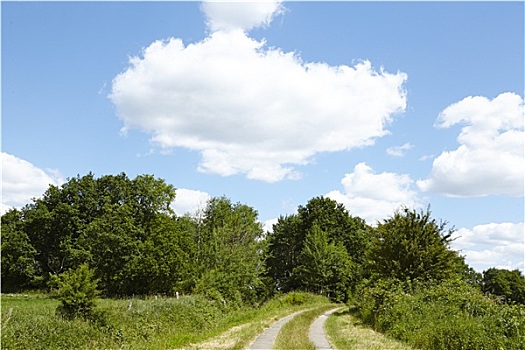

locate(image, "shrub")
[[356, 278, 525, 349], [56, 263, 99, 319]]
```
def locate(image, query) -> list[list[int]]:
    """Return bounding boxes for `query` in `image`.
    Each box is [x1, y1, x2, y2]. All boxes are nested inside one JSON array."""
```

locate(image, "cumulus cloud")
[[201, 0, 285, 32], [1, 152, 64, 214], [451, 222, 524, 273], [417, 92, 524, 197], [386, 142, 413, 157], [326, 162, 422, 224], [110, 2, 407, 183], [171, 188, 211, 216]]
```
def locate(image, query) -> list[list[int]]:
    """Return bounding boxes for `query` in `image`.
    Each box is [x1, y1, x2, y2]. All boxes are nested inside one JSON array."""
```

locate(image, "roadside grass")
[[183, 292, 330, 350], [274, 303, 336, 350], [1, 292, 329, 350], [324, 306, 412, 350]]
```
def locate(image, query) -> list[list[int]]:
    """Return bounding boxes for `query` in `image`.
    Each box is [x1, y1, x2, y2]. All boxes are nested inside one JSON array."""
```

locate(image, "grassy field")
[[1, 292, 329, 350]]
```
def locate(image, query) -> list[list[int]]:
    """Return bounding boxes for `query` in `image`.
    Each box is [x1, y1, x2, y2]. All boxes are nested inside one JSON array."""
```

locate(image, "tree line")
[[2, 172, 524, 307]]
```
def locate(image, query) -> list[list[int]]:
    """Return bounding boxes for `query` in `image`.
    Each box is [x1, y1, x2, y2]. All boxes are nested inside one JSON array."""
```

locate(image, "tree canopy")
[[367, 207, 465, 283], [3, 171, 513, 308]]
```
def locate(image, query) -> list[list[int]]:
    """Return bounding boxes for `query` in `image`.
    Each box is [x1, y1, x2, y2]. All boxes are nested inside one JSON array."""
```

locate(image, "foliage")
[[293, 225, 354, 302], [192, 197, 265, 305], [265, 196, 370, 299], [1, 292, 328, 350], [482, 268, 525, 304], [1, 209, 38, 291], [367, 207, 464, 283], [55, 263, 99, 319], [356, 278, 525, 350]]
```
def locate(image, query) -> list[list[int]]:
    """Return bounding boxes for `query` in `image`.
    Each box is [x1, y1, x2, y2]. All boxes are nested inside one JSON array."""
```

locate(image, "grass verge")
[[1, 292, 329, 350], [273, 303, 336, 350], [324, 306, 412, 350]]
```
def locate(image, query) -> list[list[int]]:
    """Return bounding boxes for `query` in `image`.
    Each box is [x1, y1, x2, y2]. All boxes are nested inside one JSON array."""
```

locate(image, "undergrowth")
[[1, 291, 327, 349], [356, 279, 525, 350]]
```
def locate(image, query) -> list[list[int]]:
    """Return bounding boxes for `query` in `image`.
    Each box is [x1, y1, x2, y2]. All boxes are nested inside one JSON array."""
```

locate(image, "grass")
[[273, 303, 336, 350], [1, 292, 329, 350], [183, 292, 330, 350], [324, 306, 413, 350]]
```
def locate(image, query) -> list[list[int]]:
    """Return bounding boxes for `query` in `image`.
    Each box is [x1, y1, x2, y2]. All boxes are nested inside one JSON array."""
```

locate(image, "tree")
[[1, 209, 38, 291], [265, 196, 370, 298], [1, 172, 178, 295], [367, 207, 464, 283], [192, 197, 265, 304], [482, 268, 525, 304], [293, 225, 355, 302], [56, 263, 99, 319]]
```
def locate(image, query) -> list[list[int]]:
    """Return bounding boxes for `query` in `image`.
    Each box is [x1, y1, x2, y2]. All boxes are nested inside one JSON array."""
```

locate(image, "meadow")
[[1, 292, 329, 350]]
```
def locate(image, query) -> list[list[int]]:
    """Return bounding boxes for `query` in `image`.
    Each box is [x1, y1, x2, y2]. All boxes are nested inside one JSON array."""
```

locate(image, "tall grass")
[[1, 292, 328, 350], [356, 279, 525, 350]]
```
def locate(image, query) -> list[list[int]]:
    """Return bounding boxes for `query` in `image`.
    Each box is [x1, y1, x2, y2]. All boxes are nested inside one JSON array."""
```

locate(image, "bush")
[[356, 278, 525, 349], [56, 263, 99, 319]]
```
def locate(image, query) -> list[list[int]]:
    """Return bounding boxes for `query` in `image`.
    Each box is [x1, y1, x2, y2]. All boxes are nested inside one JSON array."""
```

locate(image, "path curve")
[[248, 310, 306, 350], [308, 307, 343, 350]]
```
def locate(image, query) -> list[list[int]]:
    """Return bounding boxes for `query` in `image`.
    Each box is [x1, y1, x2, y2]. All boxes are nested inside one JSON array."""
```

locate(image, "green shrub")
[[357, 279, 525, 350], [55, 264, 99, 319], [280, 291, 308, 305]]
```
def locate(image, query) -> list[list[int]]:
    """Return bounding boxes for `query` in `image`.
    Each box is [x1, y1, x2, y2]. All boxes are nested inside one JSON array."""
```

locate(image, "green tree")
[[482, 268, 525, 304], [1, 209, 38, 291], [293, 225, 354, 302], [193, 197, 265, 304], [75, 204, 143, 295], [56, 263, 99, 319], [1, 172, 178, 295], [368, 207, 464, 283], [265, 196, 370, 295]]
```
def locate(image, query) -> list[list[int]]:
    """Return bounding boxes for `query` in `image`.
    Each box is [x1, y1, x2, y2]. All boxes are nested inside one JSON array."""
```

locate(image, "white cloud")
[[263, 217, 279, 233], [171, 188, 211, 216], [201, 0, 285, 32], [326, 162, 422, 225], [451, 222, 524, 273], [418, 92, 524, 197], [1, 152, 64, 214], [110, 5, 407, 183], [386, 142, 413, 157]]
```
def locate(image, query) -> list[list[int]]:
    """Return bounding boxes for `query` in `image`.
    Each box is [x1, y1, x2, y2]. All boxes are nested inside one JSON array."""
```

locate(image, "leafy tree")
[[482, 268, 525, 304], [129, 214, 196, 295], [265, 196, 370, 295], [1, 172, 178, 295], [193, 197, 265, 304], [1, 209, 38, 291], [56, 263, 99, 319], [75, 203, 143, 295], [367, 207, 464, 283], [293, 225, 354, 302]]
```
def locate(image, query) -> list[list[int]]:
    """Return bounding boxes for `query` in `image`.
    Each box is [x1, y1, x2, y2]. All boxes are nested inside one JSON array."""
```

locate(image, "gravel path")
[[308, 307, 343, 350], [247, 310, 306, 350]]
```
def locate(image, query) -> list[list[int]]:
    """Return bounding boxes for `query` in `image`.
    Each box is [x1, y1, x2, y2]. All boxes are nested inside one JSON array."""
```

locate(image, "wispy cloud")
[[386, 142, 413, 157]]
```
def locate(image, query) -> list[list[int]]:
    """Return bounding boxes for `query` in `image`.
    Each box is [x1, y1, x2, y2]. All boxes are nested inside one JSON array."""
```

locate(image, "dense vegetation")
[[2, 172, 525, 349]]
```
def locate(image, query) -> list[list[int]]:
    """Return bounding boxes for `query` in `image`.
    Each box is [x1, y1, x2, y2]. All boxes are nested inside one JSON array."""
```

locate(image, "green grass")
[[184, 292, 330, 350], [324, 306, 412, 350], [1, 292, 329, 350], [273, 303, 336, 350]]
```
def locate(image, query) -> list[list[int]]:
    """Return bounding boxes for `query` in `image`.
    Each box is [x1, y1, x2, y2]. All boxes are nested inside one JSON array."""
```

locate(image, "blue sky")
[[2, 1, 524, 273]]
